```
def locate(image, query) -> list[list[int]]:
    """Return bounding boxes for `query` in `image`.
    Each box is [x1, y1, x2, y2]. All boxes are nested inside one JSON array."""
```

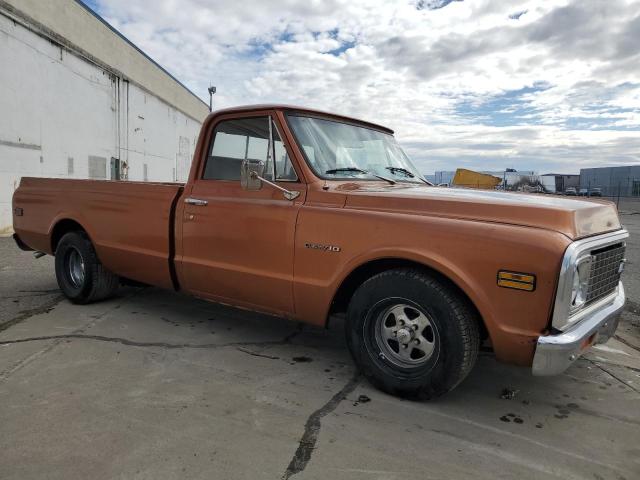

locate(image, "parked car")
[[12, 105, 628, 399], [565, 187, 577, 195], [579, 188, 589, 196], [523, 185, 544, 194], [590, 188, 603, 197]]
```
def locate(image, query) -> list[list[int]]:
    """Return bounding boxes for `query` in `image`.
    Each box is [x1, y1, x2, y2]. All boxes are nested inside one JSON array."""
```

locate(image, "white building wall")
[[540, 175, 558, 193], [2, 0, 207, 122], [123, 82, 198, 183], [0, 10, 203, 234]]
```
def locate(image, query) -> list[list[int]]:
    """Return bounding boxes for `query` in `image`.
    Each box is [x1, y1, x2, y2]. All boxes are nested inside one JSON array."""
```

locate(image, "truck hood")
[[340, 184, 621, 240]]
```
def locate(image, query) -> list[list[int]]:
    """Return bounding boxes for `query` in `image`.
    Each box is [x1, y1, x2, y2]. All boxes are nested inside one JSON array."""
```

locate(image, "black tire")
[[54, 231, 119, 304], [346, 268, 480, 400]]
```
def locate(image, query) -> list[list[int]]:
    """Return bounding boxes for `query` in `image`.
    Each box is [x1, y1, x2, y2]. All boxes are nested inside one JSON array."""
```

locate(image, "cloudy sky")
[[84, 0, 640, 175]]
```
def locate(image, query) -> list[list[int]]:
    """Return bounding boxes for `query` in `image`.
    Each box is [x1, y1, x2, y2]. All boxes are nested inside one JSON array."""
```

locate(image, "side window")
[[272, 121, 298, 181], [203, 117, 270, 181]]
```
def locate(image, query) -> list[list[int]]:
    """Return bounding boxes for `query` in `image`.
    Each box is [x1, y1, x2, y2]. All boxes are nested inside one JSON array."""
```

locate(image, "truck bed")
[[13, 178, 184, 289]]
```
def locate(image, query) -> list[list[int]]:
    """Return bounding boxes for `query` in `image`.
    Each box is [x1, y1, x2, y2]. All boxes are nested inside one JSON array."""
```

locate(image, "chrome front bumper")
[[532, 283, 625, 376]]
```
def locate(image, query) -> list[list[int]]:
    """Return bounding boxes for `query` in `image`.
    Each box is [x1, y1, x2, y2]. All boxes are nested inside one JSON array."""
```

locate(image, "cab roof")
[[208, 104, 394, 135]]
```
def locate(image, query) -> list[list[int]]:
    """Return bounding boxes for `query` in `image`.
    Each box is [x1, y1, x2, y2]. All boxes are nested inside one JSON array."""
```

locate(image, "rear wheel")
[[346, 268, 480, 399], [55, 231, 119, 304]]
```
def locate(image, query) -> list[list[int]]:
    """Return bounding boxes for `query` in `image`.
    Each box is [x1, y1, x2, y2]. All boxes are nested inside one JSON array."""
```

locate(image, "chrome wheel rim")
[[374, 303, 436, 368], [67, 247, 85, 288]]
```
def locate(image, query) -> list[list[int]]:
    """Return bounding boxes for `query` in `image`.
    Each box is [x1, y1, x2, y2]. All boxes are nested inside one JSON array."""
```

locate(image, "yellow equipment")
[[452, 168, 501, 189]]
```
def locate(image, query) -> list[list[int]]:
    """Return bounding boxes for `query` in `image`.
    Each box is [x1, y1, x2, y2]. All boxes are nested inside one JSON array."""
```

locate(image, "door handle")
[[184, 197, 208, 206]]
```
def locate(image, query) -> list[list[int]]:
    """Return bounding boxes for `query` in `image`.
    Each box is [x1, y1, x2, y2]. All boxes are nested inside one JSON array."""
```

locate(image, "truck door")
[[180, 112, 305, 316]]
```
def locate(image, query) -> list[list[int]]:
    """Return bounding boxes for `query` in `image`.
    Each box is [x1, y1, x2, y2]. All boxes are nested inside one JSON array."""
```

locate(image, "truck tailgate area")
[[13, 178, 183, 289]]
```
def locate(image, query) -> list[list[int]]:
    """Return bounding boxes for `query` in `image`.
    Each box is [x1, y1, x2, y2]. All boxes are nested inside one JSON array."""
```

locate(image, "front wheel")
[[55, 231, 119, 304], [346, 268, 480, 400]]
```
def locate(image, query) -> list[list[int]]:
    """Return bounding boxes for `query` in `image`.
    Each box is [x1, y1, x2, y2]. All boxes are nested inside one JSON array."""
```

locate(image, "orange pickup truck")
[[12, 105, 628, 398]]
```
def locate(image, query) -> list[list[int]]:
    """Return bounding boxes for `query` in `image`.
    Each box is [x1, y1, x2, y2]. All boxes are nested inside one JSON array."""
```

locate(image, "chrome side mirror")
[[241, 159, 264, 191], [240, 158, 301, 201]]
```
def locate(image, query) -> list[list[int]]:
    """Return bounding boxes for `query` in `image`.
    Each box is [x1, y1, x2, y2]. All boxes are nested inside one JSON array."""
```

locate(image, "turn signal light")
[[497, 271, 536, 291]]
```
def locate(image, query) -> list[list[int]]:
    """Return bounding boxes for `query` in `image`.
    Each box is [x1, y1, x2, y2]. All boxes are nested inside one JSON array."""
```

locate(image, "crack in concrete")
[[0, 295, 64, 333], [4, 293, 60, 299], [0, 330, 304, 351], [17, 289, 61, 294], [588, 357, 640, 373], [613, 334, 640, 353], [236, 347, 280, 360], [0, 300, 120, 383], [0, 322, 303, 352], [282, 373, 360, 479], [584, 358, 640, 394]]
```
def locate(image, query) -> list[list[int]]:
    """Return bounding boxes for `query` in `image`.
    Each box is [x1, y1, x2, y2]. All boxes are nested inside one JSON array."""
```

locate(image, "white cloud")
[[93, 0, 640, 174]]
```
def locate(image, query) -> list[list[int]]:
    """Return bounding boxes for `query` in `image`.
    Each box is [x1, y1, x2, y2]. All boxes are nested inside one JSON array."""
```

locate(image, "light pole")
[[208, 86, 217, 112]]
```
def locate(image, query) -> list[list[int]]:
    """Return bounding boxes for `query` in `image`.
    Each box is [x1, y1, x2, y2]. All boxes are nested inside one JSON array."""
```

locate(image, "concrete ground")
[[1, 214, 639, 480]]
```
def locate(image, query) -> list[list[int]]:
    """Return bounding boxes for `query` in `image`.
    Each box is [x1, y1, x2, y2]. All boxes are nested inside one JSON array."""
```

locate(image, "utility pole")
[[208, 86, 217, 112]]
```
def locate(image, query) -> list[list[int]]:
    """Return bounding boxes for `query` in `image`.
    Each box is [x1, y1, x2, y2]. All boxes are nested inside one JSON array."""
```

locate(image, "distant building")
[[580, 166, 640, 197], [540, 174, 579, 194], [432, 171, 455, 185]]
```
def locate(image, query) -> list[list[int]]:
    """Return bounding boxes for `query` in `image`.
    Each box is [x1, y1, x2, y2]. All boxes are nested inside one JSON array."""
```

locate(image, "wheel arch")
[[50, 218, 91, 254], [328, 256, 490, 341]]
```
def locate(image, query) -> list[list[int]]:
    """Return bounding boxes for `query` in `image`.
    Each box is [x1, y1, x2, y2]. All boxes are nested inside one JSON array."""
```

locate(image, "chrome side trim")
[[533, 282, 625, 376], [552, 229, 628, 331]]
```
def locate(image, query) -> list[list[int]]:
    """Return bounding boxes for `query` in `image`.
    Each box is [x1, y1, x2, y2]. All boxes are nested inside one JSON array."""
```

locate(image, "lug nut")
[[399, 320, 405, 326], [414, 339, 420, 344], [412, 324, 419, 330]]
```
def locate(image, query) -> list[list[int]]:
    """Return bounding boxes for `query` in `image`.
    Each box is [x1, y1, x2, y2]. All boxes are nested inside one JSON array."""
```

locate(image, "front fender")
[[293, 206, 570, 366]]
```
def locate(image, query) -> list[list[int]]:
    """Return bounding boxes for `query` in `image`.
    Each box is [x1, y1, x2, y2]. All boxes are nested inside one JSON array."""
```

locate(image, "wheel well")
[[51, 219, 85, 253], [328, 258, 488, 340]]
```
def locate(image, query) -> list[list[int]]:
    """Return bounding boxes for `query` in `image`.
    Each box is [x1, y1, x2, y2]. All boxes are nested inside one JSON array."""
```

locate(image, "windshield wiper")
[[385, 166, 431, 185], [325, 167, 396, 185], [325, 167, 369, 175], [385, 166, 415, 178]]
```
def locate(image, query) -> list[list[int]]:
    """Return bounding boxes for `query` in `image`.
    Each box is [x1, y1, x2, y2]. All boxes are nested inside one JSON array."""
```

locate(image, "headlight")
[[570, 256, 593, 313], [552, 230, 628, 332]]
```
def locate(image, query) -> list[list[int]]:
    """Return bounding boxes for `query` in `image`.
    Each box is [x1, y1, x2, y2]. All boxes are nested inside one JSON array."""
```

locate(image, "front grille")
[[586, 242, 625, 305]]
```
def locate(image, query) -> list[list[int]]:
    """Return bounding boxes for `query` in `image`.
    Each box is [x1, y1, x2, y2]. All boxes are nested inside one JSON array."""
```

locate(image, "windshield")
[[286, 115, 426, 183]]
